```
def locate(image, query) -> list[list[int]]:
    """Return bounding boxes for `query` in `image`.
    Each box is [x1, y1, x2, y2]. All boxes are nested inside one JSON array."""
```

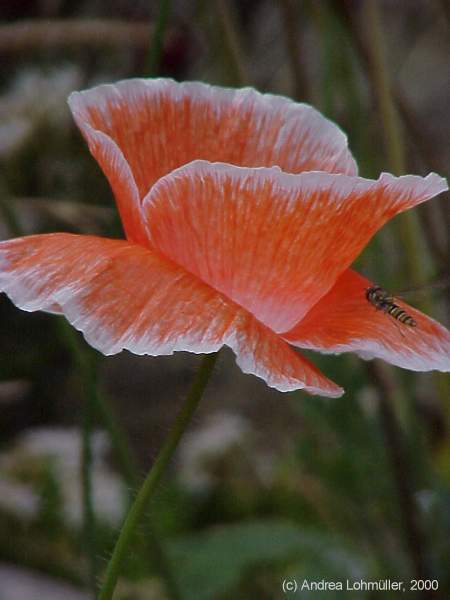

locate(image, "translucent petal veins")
[[0, 234, 342, 396], [284, 269, 450, 372], [143, 161, 447, 333], [68, 77, 357, 204], [0, 79, 447, 396]]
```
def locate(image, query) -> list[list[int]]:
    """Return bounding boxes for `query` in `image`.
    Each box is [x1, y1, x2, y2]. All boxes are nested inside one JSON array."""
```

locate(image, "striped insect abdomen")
[[386, 303, 417, 327], [366, 286, 417, 327]]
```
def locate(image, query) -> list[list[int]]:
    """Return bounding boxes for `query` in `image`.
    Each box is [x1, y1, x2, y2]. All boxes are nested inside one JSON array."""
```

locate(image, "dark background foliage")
[[0, 1, 449, 599]]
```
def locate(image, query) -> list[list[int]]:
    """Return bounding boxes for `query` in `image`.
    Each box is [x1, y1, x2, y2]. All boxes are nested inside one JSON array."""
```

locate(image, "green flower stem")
[[92, 379, 184, 600], [0, 185, 178, 597], [97, 351, 219, 600], [58, 322, 183, 600], [1, 179, 182, 600]]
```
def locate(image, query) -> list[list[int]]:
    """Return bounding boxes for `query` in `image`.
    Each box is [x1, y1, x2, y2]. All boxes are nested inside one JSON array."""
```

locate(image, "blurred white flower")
[[177, 411, 250, 493], [415, 489, 436, 513], [0, 119, 33, 158], [0, 426, 126, 528], [0, 564, 89, 600], [0, 66, 82, 158], [356, 385, 379, 418], [14, 427, 109, 469], [0, 479, 39, 519]]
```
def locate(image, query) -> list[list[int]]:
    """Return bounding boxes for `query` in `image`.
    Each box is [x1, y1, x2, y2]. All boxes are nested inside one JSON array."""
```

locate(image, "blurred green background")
[[0, 1, 449, 599]]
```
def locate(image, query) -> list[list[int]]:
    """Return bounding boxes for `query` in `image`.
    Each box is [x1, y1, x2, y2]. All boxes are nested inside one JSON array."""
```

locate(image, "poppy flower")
[[0, 79, 448, 397]]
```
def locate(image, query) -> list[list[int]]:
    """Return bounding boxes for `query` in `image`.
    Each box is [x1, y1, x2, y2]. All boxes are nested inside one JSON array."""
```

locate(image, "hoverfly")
[[366, 286, 417, 327]]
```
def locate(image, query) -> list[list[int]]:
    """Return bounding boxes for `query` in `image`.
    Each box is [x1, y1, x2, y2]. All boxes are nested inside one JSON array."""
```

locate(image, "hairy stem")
[[97, 352, 219, 600], [59, 323, 183, 600], [0, 183, 180, 597]]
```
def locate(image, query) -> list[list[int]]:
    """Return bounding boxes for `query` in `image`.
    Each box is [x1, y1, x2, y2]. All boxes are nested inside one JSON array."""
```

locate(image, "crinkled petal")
[[283, 269, 450, 372], [67, 78, 357, 203], [230, 312, 343, 395], [0, 234, 342, 396], [143, 160, 448, 333]]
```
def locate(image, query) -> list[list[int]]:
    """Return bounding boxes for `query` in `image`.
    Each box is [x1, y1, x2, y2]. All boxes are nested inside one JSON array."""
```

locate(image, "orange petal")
[[143, 161, 447, 333], [283, 269, 450, 372], [0, 234, 342, 396], [68, 78, 357, 204], [67, 113, 148, 246], [232, 312, 343, 396]]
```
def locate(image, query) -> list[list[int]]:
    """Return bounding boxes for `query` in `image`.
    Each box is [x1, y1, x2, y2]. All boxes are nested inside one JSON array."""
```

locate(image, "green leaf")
[[167, 519, 366, 600]]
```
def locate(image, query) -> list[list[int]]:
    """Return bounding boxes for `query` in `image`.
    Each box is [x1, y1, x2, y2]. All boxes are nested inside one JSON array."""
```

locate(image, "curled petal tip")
[[424, 172, 448, 193]]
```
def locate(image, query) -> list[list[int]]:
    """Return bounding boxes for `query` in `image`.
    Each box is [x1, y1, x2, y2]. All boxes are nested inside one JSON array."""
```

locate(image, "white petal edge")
[[0, 236, 342, 397], [143, 160, 448, 212], [68, 77, 358, 181]]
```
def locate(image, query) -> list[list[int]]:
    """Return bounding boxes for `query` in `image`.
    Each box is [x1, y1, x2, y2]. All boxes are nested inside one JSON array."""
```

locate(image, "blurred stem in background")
[[367, 1, 445, 589], [363, 0, 426, 293], [312, 2, 338, 119], [362, 0, 450, 477], [331, 0, 450, 483], [366, 362, 432, 588], [66, 331, 100, 595], [332, 1, 449, 290], [147, 0, 171, 76], [1, 4, 184, 596], [0, 181, 100, 594], [332, 2, 450, 281], [303, 2, 440, 594], [278, 7, 426, 584], [97, 352, 219, 600], [214, 0, 249, 86], [278, 0, 310, 101], [0, 186, 23, 238]]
